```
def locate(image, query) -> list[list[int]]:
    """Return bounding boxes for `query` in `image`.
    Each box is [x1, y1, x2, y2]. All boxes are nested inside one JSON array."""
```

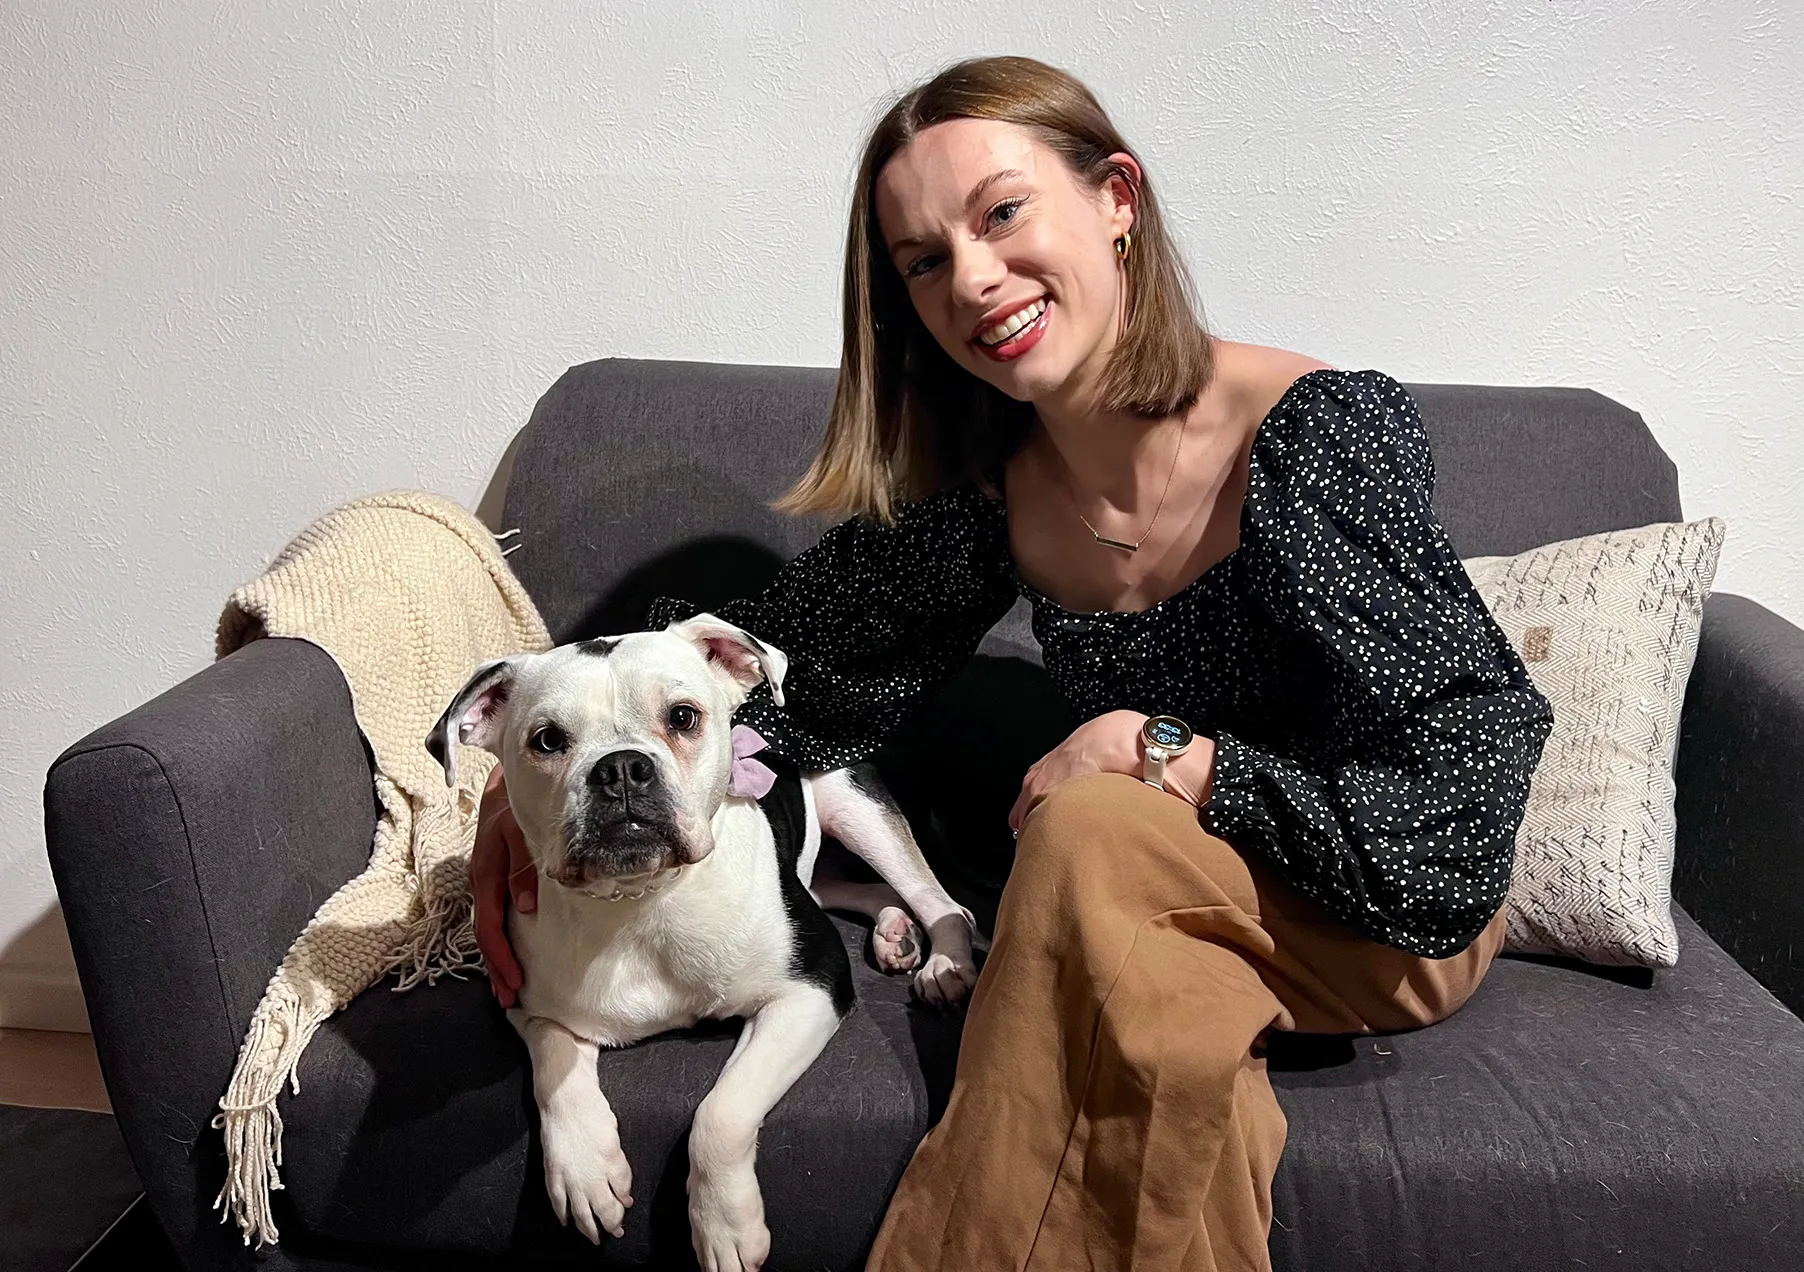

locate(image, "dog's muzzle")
[[567, 746, 687, 869]]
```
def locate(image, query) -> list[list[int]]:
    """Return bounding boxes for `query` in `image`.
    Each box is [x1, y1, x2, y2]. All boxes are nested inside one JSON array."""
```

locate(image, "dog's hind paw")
[[871, 906, 923, 973], [911, 950, 977, 1008]]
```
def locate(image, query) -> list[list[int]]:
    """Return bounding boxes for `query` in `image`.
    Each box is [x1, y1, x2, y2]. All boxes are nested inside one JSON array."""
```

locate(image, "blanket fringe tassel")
[[211, 987, 321, 1247], [212, 781, 488, 1247]]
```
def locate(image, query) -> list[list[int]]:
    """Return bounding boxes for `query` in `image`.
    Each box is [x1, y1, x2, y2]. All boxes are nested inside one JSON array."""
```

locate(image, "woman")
[[472, 54, 1553, 1271]]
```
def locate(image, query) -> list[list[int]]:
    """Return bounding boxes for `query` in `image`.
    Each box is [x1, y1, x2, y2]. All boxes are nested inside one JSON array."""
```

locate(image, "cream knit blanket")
[[210, 490, 552, 1247]]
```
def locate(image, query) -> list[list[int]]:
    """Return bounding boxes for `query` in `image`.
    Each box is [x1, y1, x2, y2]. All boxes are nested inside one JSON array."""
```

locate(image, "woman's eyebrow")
[[889, 168, 1029, 256]]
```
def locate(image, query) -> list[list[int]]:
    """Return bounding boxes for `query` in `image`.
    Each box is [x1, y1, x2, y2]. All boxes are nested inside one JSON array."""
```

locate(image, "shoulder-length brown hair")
[[777, 54, 1215, 524]]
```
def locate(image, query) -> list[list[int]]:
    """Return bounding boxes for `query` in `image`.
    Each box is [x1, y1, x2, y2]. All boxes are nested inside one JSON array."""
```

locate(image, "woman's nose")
[[948, 240, 1007, 311]]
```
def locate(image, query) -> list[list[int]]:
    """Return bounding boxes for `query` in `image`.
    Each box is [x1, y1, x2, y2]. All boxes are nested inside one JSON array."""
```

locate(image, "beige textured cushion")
[[1461, 517, 1726, 968]]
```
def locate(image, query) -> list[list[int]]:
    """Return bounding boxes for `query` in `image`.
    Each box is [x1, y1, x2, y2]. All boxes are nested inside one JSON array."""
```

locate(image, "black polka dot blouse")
[[651, 369, 1555, 958]]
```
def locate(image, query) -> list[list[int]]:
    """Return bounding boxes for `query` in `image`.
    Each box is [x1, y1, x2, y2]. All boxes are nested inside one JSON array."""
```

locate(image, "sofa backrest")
[[501, 358, 1681, 644]]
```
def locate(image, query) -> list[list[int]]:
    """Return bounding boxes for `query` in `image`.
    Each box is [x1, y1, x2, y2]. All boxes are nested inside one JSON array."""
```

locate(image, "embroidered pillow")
[[1460, 517, 1726, 968]]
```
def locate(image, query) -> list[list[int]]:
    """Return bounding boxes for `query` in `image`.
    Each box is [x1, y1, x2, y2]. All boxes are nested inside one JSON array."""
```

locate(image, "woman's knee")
[[1014, 773, 1150, 878], [1021, 771, 1151, 839], [1012, 770, 1227, 899]]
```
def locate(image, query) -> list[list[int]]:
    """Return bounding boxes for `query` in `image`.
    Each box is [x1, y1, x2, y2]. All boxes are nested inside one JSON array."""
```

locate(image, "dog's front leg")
[[688, 987, 843, 1272], [512, 1011, 634, 1243]]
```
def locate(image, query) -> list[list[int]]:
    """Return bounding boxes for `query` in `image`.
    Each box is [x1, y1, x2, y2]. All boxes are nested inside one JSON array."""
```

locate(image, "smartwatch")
[[1140, 714, 1194, 791]]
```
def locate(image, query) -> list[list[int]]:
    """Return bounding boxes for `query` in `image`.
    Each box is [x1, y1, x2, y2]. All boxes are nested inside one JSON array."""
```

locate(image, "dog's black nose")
[[590, 749, 659, 800]]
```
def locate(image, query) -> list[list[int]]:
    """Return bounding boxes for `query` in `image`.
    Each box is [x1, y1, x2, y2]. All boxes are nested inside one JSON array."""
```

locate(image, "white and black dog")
[[426, 614, 977, 1272]]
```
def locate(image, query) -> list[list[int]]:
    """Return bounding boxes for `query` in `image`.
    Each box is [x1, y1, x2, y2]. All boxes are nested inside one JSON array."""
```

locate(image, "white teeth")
[[980, 298, 1047, 346]]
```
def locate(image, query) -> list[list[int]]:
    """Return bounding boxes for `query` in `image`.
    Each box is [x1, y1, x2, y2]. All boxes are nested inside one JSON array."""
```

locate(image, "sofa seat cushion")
[[1265, 903, 1804, 1270], [276, 900, 1803, 1271]]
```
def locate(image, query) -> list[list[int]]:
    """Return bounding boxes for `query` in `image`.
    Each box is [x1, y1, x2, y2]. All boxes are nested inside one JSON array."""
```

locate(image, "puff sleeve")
[[647, 484, 1019, 772], [1201, 371, 1555, 958]]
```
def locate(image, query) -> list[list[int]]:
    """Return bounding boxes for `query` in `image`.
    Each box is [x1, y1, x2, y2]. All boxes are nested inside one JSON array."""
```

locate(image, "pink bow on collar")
[[728, 724, 778, 799]]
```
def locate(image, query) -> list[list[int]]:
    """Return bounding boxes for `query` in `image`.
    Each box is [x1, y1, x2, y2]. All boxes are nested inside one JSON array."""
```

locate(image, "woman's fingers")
[[1008, 756, 1047, 832], [472, 776, 525, 1008], [1010, 753, 1083, 834], [1009, 765, 1043, 833], [472, 871, 521, 1007]]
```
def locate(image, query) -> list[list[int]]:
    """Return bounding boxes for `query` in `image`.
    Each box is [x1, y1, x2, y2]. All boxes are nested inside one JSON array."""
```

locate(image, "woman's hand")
[[1006, 710, 1218, 834], [471, 764, 537, 1008], [1007, 710, 1145, 833]]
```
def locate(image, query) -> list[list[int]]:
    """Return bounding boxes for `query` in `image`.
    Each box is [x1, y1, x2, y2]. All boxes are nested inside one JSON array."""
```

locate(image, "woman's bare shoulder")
[[1211, 339, 1337, 429]]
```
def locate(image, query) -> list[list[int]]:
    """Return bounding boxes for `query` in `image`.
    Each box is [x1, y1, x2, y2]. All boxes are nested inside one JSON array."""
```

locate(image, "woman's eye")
[[528, 724, 567, 755], [903, 200, 1025, 279], [668, 704, 700, 733]]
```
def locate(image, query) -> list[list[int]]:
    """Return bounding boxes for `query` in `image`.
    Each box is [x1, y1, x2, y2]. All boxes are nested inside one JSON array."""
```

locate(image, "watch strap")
[[1143, 745, 1170, 790]]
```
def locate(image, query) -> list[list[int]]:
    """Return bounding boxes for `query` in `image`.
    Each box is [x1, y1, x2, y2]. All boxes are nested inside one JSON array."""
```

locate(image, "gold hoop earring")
[[1115, 229, 1132, 262]]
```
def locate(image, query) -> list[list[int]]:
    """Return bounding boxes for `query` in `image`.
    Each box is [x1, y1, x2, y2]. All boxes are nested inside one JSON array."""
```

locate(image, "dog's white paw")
[[871, 905, 923, 973], [542, 1108, 633, 1243], [689, 1162, 770, 1272], [912, 949, 978, 1008]]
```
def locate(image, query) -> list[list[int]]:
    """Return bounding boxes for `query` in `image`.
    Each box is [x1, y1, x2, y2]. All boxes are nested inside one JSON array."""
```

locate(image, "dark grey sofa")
[[45, 358, 1804, 1271]]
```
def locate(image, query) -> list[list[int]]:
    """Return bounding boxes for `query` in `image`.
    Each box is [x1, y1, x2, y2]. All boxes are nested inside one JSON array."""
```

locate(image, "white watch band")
[[1143, 745, 1170, 790]]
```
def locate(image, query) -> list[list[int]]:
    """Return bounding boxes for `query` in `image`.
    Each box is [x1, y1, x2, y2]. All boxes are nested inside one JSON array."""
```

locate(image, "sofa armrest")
[[44, 636, 376, 1271], [1673, 592, 1804, 1019]]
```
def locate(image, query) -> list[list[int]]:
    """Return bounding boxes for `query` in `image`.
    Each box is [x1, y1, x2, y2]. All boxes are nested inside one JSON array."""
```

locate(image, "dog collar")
[[576, 864, 684, 903]]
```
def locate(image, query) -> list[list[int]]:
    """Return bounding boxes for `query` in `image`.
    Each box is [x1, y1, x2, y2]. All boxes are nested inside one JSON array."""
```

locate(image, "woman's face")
[[874, 118, 1136, 407]]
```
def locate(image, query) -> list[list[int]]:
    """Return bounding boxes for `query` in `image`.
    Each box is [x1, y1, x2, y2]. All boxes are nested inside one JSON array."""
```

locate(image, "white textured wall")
[[4, 1, 1800, 1028]]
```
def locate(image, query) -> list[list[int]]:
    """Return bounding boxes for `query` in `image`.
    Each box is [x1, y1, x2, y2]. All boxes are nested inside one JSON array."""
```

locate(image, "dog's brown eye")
[[529, 724, 567, 755], [668, 704, 700, 733]]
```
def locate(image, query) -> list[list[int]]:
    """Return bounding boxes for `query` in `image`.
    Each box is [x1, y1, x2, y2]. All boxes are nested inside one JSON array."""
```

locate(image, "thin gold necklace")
[[1054, 413, 1191, 553]]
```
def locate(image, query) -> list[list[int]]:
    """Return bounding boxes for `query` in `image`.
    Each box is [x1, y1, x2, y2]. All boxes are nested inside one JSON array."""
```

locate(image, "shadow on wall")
[[474, 424, 528, 536], [17, 422, 535, 1044], [0, 903, 91, 1033], [6, 421, 549, 1062]]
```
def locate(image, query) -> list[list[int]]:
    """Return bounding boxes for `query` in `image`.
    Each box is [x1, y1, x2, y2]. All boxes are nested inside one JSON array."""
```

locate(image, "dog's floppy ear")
[[672, 613, 789, 707], [426, 656, 522, 787]]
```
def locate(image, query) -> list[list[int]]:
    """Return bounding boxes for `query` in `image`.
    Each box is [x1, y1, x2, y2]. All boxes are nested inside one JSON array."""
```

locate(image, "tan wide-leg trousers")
[[865, 772, 1510, 1272]]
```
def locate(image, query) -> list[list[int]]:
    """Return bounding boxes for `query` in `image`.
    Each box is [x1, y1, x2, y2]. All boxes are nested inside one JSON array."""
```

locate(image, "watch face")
[[1145, 715, 1192, 751]]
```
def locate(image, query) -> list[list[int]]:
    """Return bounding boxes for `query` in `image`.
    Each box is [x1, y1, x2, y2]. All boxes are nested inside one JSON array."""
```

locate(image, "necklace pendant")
[[1091, 531, 1140, 553]]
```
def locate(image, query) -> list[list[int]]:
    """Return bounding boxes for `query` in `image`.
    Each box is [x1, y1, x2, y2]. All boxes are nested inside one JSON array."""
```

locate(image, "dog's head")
[[425, 614, 788, 892]]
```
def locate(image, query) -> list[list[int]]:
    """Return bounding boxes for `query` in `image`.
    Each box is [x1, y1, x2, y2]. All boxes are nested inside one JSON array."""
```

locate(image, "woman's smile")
[[973, 296, 1052, 362]]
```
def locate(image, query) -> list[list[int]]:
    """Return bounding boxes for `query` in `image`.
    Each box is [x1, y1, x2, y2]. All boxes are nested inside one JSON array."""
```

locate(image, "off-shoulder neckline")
[[997, 366, 1354, 620]]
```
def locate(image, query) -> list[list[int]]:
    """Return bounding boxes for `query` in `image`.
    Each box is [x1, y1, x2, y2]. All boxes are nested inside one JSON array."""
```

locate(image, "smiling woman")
[[780, 61, 1213, 524], [470, 52, 1553, 1272]]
